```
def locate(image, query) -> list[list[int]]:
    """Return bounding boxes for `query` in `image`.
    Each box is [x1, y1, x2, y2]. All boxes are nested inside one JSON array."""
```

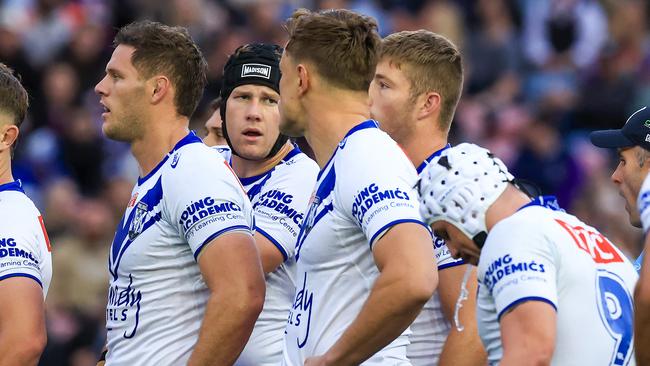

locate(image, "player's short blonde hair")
[[380, 30, 463, 132]]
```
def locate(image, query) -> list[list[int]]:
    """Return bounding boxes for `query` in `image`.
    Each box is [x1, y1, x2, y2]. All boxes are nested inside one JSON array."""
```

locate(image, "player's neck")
[[400, 123, 448, 169], [131, 116, 190, 179], [485, 185, 532, 231], [231, 142, 293, 178], [0, 154, 13, 185], [303, 91, 370, 168]]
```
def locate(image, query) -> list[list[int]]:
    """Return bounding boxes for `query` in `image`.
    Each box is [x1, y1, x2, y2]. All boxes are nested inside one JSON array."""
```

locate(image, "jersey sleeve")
[[164, 148, 254, 260], [478, 219, 558, 321], [336, 132, 427, 248], [252, 158, 318, 262], [0, 214, 48, 287], [434, 236, 465, 269]]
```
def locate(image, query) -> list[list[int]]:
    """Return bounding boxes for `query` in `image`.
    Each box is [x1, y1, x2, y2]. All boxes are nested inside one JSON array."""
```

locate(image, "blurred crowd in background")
[[0, 0, 648, 364]]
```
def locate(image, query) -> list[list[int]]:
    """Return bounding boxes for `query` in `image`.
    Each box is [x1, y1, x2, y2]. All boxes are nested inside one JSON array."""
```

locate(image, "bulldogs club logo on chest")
[[128, 201, 149, 240]]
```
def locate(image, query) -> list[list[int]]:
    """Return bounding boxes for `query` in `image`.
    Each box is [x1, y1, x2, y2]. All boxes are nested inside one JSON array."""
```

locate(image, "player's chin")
[[237, 146, 271, 161], [103, 124, 133, 142]]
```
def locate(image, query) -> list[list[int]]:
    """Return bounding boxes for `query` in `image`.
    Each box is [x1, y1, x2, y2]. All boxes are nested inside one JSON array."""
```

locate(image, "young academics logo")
[[241, 63, 271, 79]]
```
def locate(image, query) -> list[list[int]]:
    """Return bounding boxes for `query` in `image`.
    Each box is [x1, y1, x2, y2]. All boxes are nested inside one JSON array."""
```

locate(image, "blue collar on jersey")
[[317, 120, 379, 181], [518, 195, 564, 212], [344, 119, 379, 140], [0, 180, 24, 193], [416, 144, 452, 174], [137, 131, 202, 185], [237, 143, 302, 186]]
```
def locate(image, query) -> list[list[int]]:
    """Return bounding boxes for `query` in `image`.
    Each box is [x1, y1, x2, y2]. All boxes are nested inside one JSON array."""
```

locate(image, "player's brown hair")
[[380, 30, 463, 131], [114, 20, 208, 118], [284, 8, 381, 91], [0, 63, 28, 128]]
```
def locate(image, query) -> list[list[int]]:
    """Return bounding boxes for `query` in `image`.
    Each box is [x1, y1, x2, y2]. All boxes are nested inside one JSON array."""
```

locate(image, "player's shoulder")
[[341, 121, 396, 152], [277, 151, 318, 179], [212, 145, 232, 161], [483, 207, 554, 256], [336, 122, 409, 170], [0, 189, 41, 228], [166, 139, 229, 178]]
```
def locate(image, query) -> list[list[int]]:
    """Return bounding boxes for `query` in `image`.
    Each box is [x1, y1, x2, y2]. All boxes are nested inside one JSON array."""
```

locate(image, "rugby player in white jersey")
[[278, 9, 437, 366], [418, 143, 638, 365], [369, 30, 485, 365], [212, 43, 318, 365], [94, 21, 265, 365], [589, 106, 650, 364], [0, 63, 52, 365]]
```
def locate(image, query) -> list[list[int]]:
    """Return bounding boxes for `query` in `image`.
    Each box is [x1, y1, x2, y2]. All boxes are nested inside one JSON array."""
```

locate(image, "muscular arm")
[[0, 277, 46, 366], [499, 301, 556, 366], [312, 223, 437, 365], [188, 232, 266, 366], [437, 265, 486, 366], [635, 235, 650, 365], [254, 232, 286, 273]]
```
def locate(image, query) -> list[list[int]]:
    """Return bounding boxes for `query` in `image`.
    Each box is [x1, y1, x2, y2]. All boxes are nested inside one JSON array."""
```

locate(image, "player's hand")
[[304, 355, 330, 366]]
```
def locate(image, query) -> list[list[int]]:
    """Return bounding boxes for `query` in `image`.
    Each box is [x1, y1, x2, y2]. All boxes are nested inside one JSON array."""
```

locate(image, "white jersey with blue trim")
[[282, 120, 426, 366], [477, 198, 638, 365], [212, 144, 232, 162], [0, 181, 52, 297], [407, 145, 465, 366], [236, 145, 318, 366], [105, 132, 254, 365]]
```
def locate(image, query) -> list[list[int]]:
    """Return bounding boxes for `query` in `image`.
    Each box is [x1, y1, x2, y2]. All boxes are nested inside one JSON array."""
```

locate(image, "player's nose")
[[95, 75, 108, 96]]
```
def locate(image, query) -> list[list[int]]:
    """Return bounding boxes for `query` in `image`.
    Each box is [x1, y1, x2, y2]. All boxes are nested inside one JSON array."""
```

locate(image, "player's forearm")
[[438, 325, 486, 366], [438, 267, 485, 366], [500, 349, 553, 366], [634, 306, 650, 365], [322, 272, 435, 365], [0, 330, 46, 366], [188, 289, 264, 366]]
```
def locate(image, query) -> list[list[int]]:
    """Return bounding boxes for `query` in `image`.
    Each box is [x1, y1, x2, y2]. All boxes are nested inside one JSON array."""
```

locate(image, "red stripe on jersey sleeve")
[[38, 216, 51, 252]]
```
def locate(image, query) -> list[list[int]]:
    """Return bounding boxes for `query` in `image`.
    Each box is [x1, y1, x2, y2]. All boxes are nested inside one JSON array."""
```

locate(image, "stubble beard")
[[103, 111, 144, 143]]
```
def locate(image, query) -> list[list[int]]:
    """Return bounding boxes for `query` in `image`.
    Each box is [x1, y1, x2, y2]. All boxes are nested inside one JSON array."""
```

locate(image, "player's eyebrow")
[[105, 67, 122, 76], [374, 73, 389, 81]]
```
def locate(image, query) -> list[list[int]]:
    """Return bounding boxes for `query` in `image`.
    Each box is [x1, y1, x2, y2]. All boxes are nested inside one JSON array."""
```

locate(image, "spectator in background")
[[512, 110, 583, 208]]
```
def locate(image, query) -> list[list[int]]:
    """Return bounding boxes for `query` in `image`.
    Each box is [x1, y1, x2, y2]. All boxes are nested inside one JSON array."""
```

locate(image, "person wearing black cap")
[[590, 105, 650, 365], [590, 106, 650, 270], [219, 43, 318, 366]]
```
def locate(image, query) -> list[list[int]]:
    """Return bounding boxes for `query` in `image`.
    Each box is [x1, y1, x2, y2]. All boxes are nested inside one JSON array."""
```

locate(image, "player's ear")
[[150, 76, 171, 105], [297, 64, 309, 96], [417, 91, 441, 120], [0, 124, 19, 153]]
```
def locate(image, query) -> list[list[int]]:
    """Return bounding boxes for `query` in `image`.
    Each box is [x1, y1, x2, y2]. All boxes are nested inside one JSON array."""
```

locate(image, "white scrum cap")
[[418, 143, 514, 246]]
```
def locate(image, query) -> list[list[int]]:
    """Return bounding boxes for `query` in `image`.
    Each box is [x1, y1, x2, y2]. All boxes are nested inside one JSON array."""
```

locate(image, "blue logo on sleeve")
[[351, 183, 412, 225], [483, 254, 547, 292], [179, 197, 242, 231], [254, 189, 304, 225], [0, 237, 39, 264]]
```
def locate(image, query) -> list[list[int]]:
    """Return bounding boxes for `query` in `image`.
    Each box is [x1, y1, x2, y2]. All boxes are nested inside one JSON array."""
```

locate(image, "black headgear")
[[220, 43, 289, 159]]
